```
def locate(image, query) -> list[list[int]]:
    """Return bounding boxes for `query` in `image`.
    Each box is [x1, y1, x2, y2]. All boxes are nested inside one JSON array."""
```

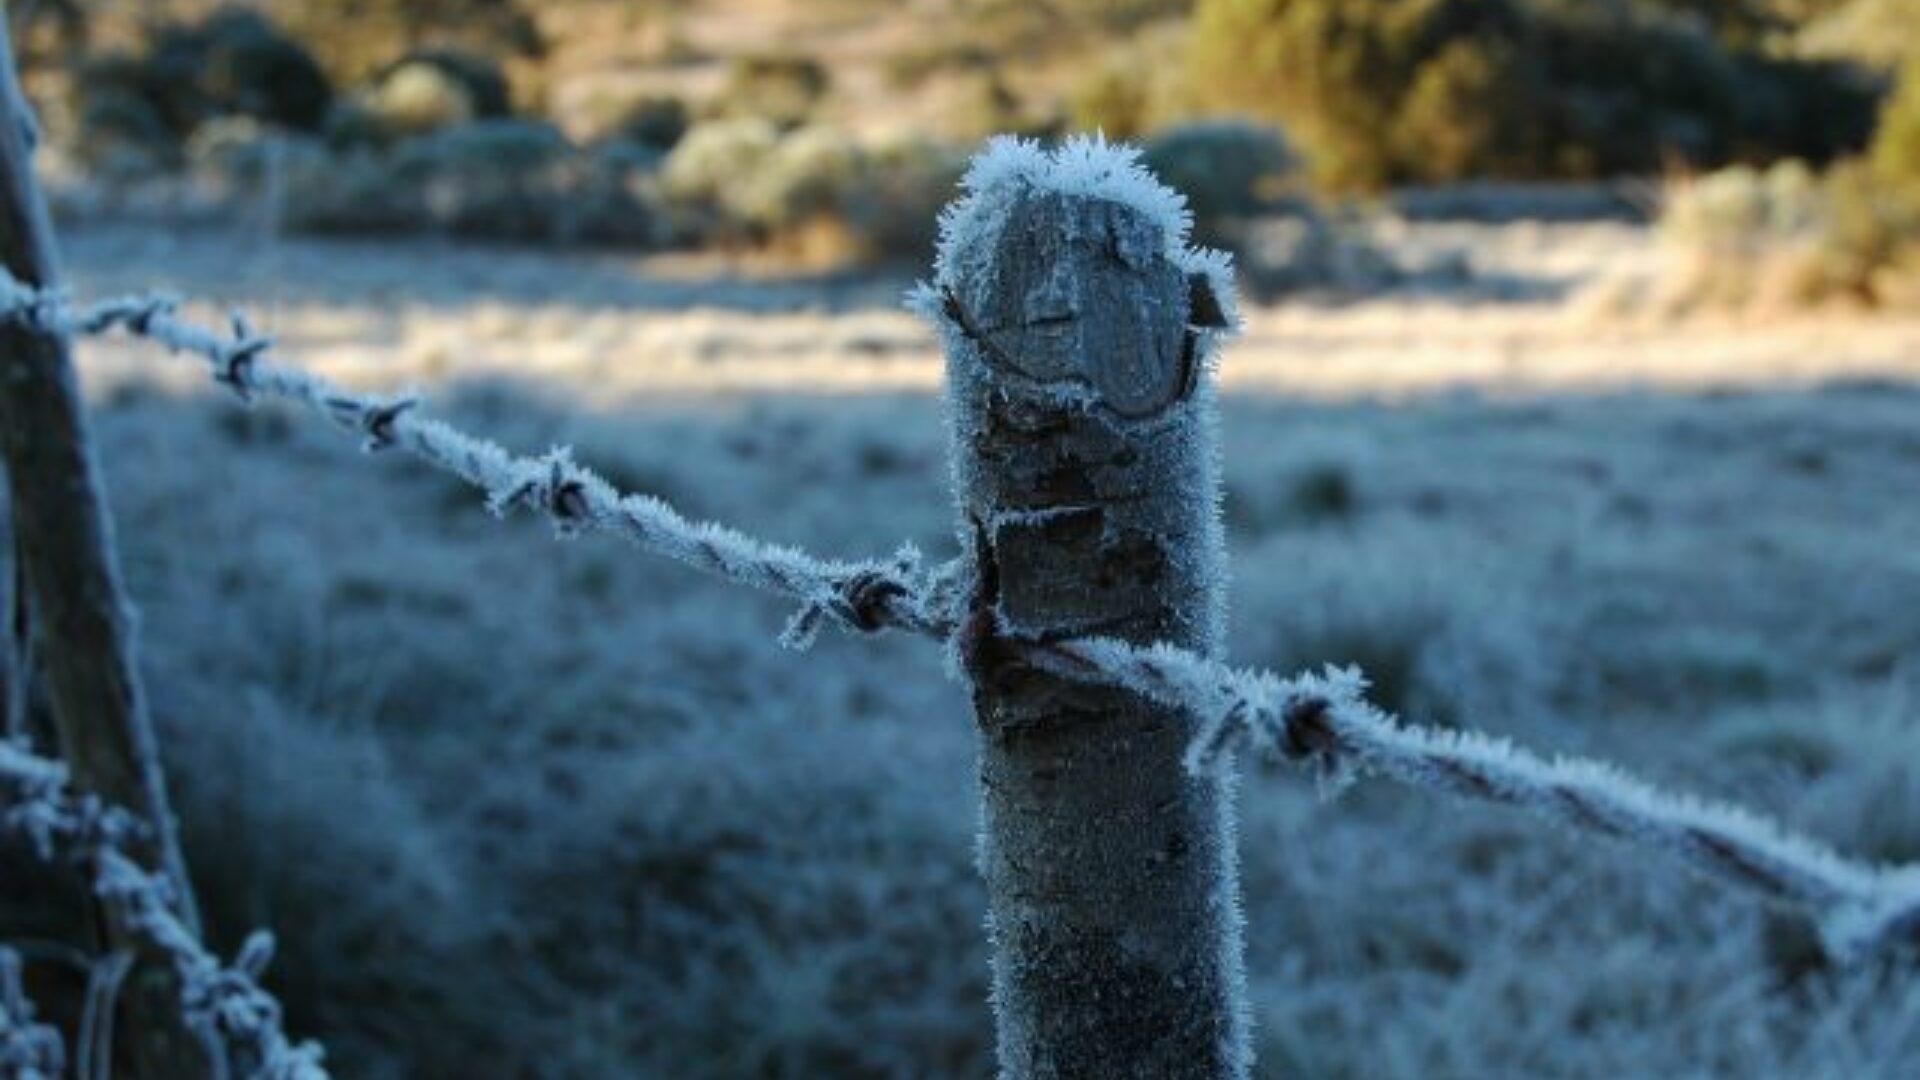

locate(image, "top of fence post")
[[917, 136, 1247, 1079]]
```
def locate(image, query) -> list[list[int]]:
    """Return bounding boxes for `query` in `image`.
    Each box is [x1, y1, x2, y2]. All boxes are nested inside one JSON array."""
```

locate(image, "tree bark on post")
[[920, 140, 1247, 1079], [0, 19, 213, 1078]]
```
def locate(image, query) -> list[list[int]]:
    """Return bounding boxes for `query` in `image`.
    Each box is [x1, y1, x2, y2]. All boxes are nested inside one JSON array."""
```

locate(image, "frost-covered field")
[[22, 220, 1920, 1077]]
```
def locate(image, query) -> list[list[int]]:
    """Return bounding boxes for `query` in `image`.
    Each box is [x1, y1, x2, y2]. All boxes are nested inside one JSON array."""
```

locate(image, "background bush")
[[146, 9, 333, 132], [714, 54, 831, 129], [271, 0, 543, 87], [1187, 0, 1883, 190], [68, 9, 331, 170], [601, 94, 692, 153], [360, 49, 514, 140], [1872, 58, 1920, 186], [1660, 159, 1920, 311], [1140, 119, 1297, 245], [660, 121, 961, 262]]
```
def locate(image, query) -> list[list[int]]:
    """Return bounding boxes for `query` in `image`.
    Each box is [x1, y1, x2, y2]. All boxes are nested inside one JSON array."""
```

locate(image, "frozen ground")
[[12, 218, 1920, 1077]]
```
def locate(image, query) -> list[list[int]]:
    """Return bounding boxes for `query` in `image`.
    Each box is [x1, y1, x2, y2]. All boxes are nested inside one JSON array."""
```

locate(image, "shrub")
[[610, 95, 691, 152], [320, 99, 388, 151], [1237, 211, 1409, 300], [1389, 37, 1537, 181], [273, 0, 543, 86], [1660, 161, 1827, 249], [364, 49, 512, 140], [952, 72, 1060, 142], [394, 116, 570, 176], [1636, 0, 1784, 47], [880, 41, 994, 90], [365, 63, 475, 138], [66, 9, 331, 166], [144, 8, 334, 133], [659, 121, 964, 261], [274, 143, 424, 235], [715, 53, 830, 128], [658, 118, 784, 242], [1819, 158, 1920, 302], [840, 136, 967, 262], [394, 120, 599, 242], [1141, 119, 1296, 243], [1659, 157, 1920, 309], [274, 120, 659, 246], [1798, 0, 1920, 69], [1872, 58, 1920, 186], [1070, 65, 1152, 140], [186, 115, 289, 184], [1188, 0, 1880, 190], [70, 71, 179, 172], [11, 0, 88, 72], [739, 126, 867, 233]]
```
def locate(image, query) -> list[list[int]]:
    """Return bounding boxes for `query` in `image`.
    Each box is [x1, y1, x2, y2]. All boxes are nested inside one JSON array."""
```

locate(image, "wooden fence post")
[[926, 140, 1247, 1078], [0, 20, 214, 1078], [2, 531, 24, 740]]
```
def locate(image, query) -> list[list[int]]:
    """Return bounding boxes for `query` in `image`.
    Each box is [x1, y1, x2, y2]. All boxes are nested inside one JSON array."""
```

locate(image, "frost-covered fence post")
[[0, 21, 213, 1078], [918, 139, 1246, 1078]]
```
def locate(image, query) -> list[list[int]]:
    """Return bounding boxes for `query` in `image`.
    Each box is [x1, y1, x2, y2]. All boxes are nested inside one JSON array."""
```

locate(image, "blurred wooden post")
[[2, 532, 23, 739], [936, 155, 1248, 1078], [0, 18, 214, 1079]]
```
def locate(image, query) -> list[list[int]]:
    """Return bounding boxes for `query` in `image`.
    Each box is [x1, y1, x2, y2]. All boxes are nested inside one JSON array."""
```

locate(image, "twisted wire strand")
[[0, 742, 327, 1079], [6, 273, 1920, 964], [1021, 636, 1920, 960], [0, 274, 954, 651], [0, 945, 63, 1080]]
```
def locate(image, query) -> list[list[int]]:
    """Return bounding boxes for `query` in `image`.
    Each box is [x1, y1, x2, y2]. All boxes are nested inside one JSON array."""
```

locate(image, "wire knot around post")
[[834, 568, 910, 633]]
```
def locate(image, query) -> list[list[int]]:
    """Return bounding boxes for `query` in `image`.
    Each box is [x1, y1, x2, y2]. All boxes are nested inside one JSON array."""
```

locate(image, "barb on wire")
[[10, 273, 1920, 964], [1, 742, 328, 1080], [0, 946, 63, 1080]]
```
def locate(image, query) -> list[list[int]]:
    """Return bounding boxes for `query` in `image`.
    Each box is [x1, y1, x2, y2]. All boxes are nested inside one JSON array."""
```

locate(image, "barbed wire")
[[0, 741, 328, 1080], [1019, 637, 1920, 960], [4, 272, 1920, 975], [0, 946, 62, 1080], [0, 274, 955, 652]]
